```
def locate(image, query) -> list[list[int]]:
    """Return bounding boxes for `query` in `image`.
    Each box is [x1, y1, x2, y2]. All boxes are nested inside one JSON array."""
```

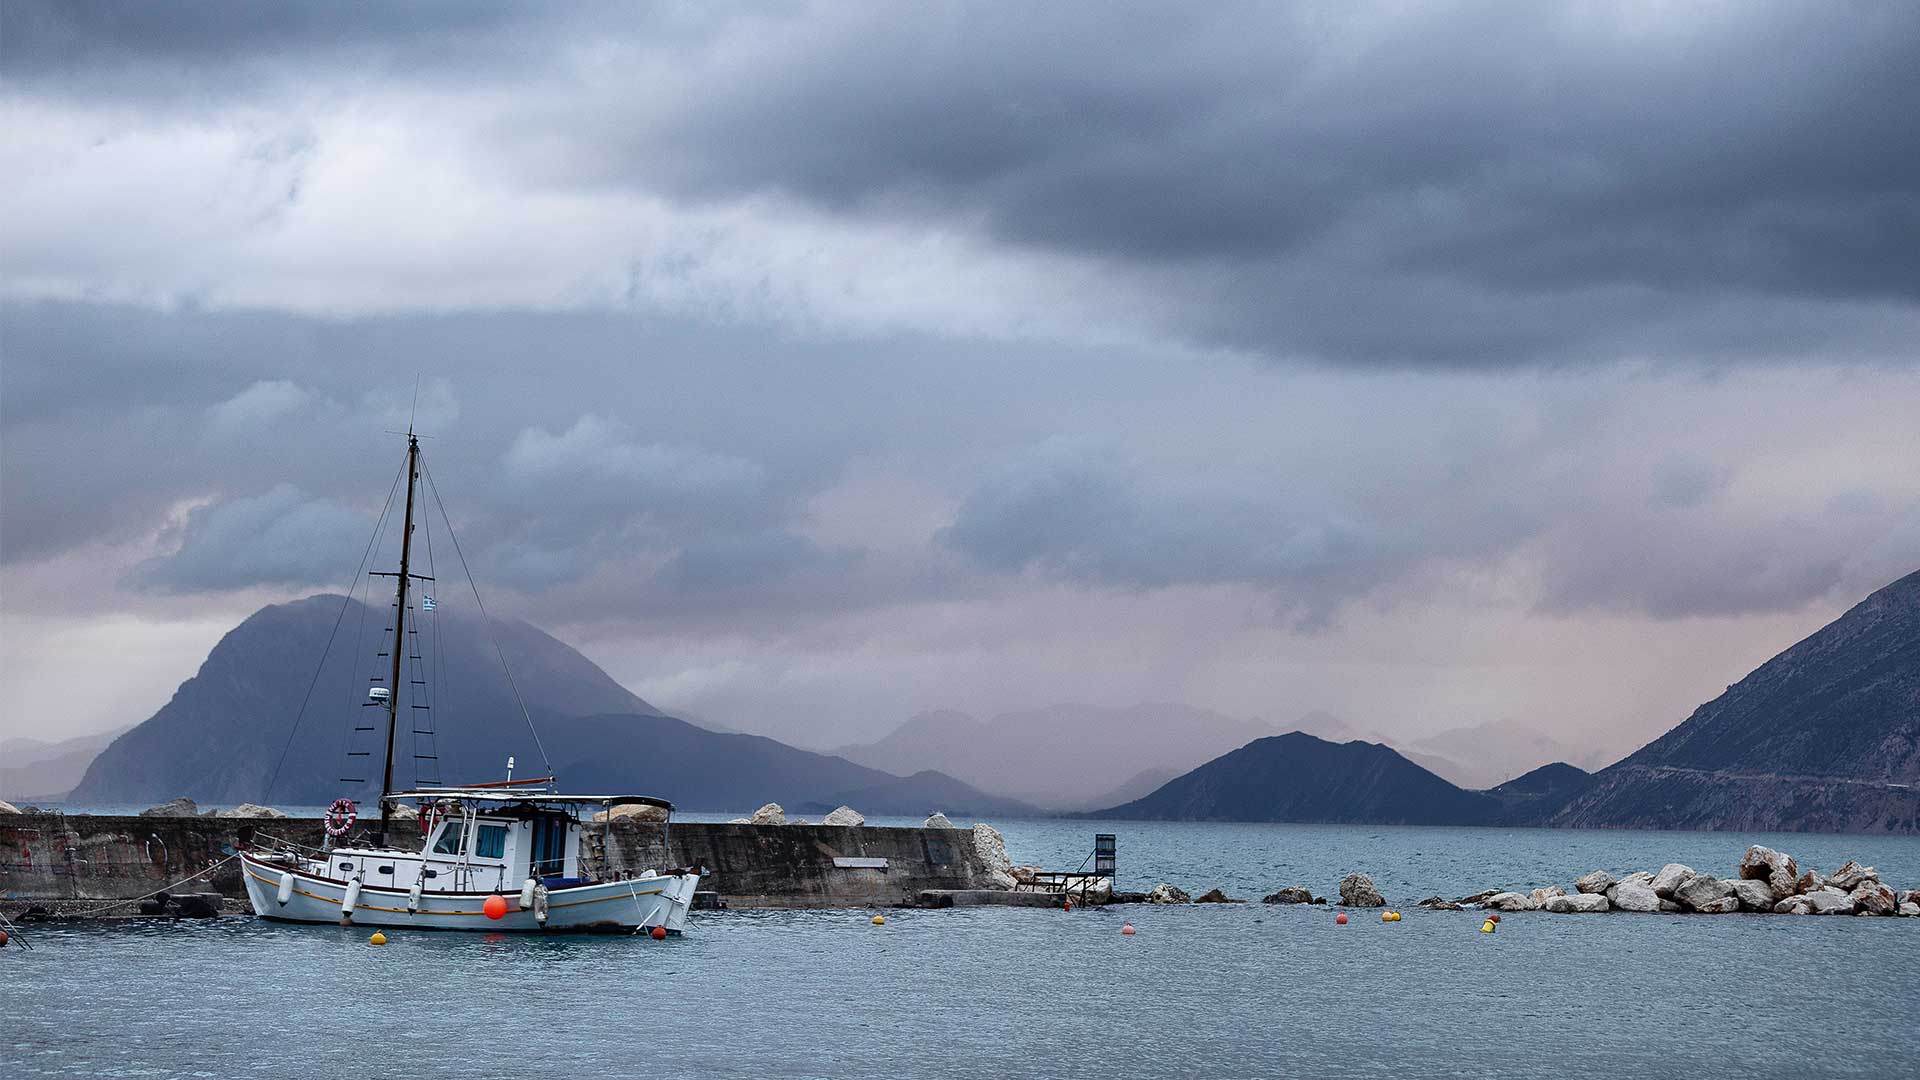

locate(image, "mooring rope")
[[57, 853, 241, 919]]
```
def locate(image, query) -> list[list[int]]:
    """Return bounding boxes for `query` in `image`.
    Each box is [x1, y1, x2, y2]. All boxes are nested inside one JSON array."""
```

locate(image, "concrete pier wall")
[[0, 813, 996, 911]]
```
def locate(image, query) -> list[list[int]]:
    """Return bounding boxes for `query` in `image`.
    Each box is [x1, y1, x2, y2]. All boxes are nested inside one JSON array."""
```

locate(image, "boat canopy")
[[384, 788, 674, 811]]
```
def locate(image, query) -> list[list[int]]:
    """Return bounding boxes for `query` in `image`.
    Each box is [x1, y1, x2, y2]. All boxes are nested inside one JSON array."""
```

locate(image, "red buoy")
[[0, 928, 10, 947], [483, 894, 508, 920], [1120, 923, 1135, 935], [650, 925, 668, 940], [1063, 900, 1072, 912], [1488, 914, 1501, 923], [1335, 912, 1348, 925]]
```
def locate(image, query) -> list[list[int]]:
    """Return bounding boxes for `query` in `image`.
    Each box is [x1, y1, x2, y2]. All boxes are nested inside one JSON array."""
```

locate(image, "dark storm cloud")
[[8, 2, 1920, 367], [570, 2, 1920, 318], [128, 484, 370, 591]]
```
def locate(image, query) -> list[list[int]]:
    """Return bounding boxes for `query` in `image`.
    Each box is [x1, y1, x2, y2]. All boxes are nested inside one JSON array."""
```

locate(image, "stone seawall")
[[0, 813, 997, 912]]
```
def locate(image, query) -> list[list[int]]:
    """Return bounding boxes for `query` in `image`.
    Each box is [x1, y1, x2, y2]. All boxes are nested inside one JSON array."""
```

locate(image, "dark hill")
[[1490, 761, 1591, 796], [1546, 569, 1920, 833], [1088, 731, 1502, 824], [69, 595, 1025, 817]]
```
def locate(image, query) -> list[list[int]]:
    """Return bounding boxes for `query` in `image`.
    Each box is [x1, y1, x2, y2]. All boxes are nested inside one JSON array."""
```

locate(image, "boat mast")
[[378, 432, 421, 846]]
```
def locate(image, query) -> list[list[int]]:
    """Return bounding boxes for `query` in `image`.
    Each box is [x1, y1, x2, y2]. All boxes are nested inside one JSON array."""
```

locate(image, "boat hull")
[[240, 854, 698, 933]]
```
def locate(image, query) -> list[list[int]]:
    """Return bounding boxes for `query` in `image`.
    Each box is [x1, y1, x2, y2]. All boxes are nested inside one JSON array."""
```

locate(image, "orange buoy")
[[0, 928, 9, 947], [650, 925, 668, 940], [1488, 913, 1501, 923], [1120, 923, 1136, 935], [483, 894, 508, 920], [1335, 912, 1348, 925]]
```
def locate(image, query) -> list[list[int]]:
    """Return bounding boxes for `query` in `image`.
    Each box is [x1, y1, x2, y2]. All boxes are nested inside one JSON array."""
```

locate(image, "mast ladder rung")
[[347, 751, 370, 757], [353, 725, 375, 732]]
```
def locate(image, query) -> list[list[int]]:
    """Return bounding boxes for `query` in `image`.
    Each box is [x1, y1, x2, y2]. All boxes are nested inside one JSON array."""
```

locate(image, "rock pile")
[[1193, 888, 1242, 903], [1145, 882, 1191, 904], [1262, 885, 1320, 904], [923, 812, 958, 829], [215, 803, 289, 819], [821, 805, 865, 827], [1468, 846, 1917, 917]]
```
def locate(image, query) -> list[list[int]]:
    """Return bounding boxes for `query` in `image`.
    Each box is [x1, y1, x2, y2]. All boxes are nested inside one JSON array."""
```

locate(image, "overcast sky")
[[3, 1, 1917, 758]]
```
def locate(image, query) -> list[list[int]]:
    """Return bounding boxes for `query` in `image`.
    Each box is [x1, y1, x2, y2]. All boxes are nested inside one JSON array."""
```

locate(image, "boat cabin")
[[318, 789, 672, 896]]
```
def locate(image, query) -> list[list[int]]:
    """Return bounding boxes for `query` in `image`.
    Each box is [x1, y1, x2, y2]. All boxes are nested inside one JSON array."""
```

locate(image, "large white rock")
[[1898, 902, 1920, 917], [1530, 885, 1567, 905], [727, 817, 752, 824], [1544, 893, 1610, 913], [389, 803, 419, 821], [1338, 872, 1386, 907], [1729, 879, 1777, 912], [972, 822, 1017, 889], [1773, 897, 1813, 915], [1146, 882, 1191, 904], [821, 805, 866, 827], [1826, 860, 1878, 891], [923, 812, 958, 829], [1614, 871, 1654, 889], [591, 802, 669, 823], [1738, 845, 1800, 899], [0, 800, 22, 814], [216, 803, 289, 819], [1794, 870, 1825, 894], [1848, 881, 1896, 915], [1650, 863, 1697, 899], [1692, 896, 1741, 914], [1575, 870, 1616, 895], [749, 803, 786, 825], [1674, 875, 1736, 911], [1607, 882, 1662, 912], [1804, 887, 1855, 915], [140, 797, 198, 817], [1482, 892, 1540, 912]]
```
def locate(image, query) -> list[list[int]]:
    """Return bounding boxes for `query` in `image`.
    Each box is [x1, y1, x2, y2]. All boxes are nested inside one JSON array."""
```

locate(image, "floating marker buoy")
[[0, 929, 10, 947], [369, 931, 387, 946], [1121, 923, 1135, 935], [483, 894, 508, 920], [1336, 912, 1348, 925], [650, 926, 668, 940], [1382, 911, 1392, 922], [1063, 900, 1072, 912], [1480, 919, 1496, 933], [1488, 914, 1501, 923], [871, 914, 886, 925]]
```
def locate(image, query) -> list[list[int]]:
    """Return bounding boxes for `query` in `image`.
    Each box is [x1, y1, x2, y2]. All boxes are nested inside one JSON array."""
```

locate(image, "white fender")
[[341, 877, 363, 919], [407, 880, 424, 913], [276, 871, 294, 906], [533, 883, 550, 926], [519, 878, 537, 910]]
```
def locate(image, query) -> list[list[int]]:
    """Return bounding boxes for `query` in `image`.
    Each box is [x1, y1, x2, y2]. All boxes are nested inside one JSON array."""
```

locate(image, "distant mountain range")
[[0, 725, 133, 800], [67, 595, 1030, 817], [830, 703, 1283, 810], [1089, 570, 1920, 834]]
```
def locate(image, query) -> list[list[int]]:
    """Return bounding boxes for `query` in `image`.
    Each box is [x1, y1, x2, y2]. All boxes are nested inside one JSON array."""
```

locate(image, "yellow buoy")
[[871, 915, 886, 925], [369, 931, 388, 946], [1479, 919, 1495, 933]]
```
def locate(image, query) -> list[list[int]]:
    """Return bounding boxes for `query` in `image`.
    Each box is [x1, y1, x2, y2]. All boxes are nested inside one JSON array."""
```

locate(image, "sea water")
[[5, 819, 1918, 1078]]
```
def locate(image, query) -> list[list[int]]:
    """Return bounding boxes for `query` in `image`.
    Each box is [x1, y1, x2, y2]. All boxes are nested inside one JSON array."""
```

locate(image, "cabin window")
[[431, 821, 465, 855], [474, 823, 508, 859]]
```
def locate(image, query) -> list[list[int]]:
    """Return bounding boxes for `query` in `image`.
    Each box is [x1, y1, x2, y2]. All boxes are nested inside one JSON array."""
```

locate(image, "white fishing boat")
[[239, 429, 700, 934]]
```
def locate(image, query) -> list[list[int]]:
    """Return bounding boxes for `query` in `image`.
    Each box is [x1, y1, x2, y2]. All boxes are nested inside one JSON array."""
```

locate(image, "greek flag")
[[421, 596, 436, 611]]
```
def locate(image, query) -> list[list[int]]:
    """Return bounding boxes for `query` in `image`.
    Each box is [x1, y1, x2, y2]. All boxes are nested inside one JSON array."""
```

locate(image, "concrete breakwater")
[[0, 812, 1007, 915]]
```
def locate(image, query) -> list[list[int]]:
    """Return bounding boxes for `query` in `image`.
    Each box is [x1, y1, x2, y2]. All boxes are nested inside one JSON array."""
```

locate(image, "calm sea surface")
[[6, 817, 1918, 1078]]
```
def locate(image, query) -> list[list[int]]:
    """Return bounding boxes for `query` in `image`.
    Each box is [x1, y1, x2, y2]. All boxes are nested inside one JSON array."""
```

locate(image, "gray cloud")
[[128, 484, 371, 591]]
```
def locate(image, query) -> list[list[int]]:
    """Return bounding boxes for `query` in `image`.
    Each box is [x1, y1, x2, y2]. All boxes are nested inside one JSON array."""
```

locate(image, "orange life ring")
[[324, 798, 358, 838]]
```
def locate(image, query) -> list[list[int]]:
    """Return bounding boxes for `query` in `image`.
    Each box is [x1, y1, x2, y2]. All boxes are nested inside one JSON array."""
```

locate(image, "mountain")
[[1484, 761, 1593, 820], [545, 715, 1035, 817], [0, 725, 133, 800], [1392, 718, 1613, 790], [1089, 731, 1502, 824], [68, 595, 1023, 817], [1546, 569, 1920, 833], [832, 703, 1281, 809]]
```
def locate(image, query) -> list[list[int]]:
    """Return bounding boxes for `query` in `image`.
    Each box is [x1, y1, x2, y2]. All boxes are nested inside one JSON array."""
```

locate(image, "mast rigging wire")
[[420, 456, 556, 786]]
